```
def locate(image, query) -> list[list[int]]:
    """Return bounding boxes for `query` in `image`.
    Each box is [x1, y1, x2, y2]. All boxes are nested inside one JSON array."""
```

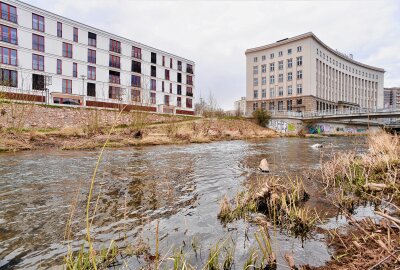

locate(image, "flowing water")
[[0, 136, 368, 269]]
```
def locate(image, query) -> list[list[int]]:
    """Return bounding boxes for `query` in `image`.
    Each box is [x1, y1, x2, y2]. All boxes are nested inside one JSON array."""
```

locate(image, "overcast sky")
[[27, 0, 400, 110]]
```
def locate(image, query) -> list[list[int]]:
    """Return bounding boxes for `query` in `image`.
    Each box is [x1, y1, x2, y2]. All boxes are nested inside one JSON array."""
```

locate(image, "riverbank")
[[0, 117, 279, 152]]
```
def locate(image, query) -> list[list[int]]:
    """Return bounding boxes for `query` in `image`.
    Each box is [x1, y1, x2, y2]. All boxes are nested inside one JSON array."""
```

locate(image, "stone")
[[311, 143, 323, 149], [259, 159, 270, 172]]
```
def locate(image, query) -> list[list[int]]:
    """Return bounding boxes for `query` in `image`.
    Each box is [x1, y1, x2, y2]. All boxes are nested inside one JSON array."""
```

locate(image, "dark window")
[[87, 82, 96, 97], [165, 69, 170, 80], [0, 46, 17, 66], [296, 99, 302, 105], [162, 81, 164, 92], [177, 73, 182, 83], [164, 95, 170, 106], [57, 22, 62, 37], [150, 79, 156, 90], [73, 27, 78, 42], [32, 14, 44, 32], [151, 52, 156, 64], [131, 75, 141, 87], [0, 68, 17, 87], [150, 92, 156, 104], [109, 55, 120, 68], [132, 46, 141, 59], [57, 59, 62, 74], [109, 70, 120, 84], [186, 75, 193, 85], [186, 98, 192, 108], [186, 87, 193, 97], [177, 61, 182, 71], [109, 86, 121, 99], [0, 3, 17, 23], [131, 89, 140, 102], [87, 66, 96, 80], [32, 74, 45, 90], [88, 49, 96, 63], [151, 65, 156, 77], [177, 97, 181, 107], [162, 56, 165, 66], [73, 62, 77, 78], [32, 54, 44, 71], [177, 85, 182, 95], [62, 42, 72, 58], [88, 32, 96, 47], [62, 79, 72, 94], [110, 39, 121, 53], [186, 64, 193, 74], [170, 83, 172, 93], [132, 60, 141, 73], [32, 34, 44, 52], [170, 58, 173, 68], [0, 24, 17, 44]]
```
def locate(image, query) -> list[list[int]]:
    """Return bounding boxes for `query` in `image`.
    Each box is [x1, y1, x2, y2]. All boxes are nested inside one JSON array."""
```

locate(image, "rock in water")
[[311, 143, 323, 149], [259, 159, 270, 172]]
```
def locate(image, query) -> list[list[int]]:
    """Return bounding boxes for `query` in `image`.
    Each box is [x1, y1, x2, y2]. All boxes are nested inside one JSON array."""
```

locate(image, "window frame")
[[32, 13, 45, 32], [32, 53, 44, 71]]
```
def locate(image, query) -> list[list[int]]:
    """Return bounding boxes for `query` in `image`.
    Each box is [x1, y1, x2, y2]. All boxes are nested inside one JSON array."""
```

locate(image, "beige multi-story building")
[[384, 87, 400, 109], [245, 32, 385, 113]]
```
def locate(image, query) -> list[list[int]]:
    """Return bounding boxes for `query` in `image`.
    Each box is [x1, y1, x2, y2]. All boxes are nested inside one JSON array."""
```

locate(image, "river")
[[0, 136, 368, 269]]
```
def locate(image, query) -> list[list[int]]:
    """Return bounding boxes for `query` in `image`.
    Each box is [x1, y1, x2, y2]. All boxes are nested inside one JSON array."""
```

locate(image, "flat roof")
[[246, 32, 384, 73], [11, 0, 195, 65]]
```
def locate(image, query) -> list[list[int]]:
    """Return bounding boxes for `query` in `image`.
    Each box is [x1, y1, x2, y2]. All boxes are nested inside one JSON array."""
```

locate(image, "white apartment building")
[[234, 97, 247, 116], [245, 32, 384, 113], [0, 0, 195, 115]]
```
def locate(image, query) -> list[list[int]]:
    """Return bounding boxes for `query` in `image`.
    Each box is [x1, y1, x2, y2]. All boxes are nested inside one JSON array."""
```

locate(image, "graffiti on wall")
[[269, 120, 300, 133], [307, 123, 367, 134]]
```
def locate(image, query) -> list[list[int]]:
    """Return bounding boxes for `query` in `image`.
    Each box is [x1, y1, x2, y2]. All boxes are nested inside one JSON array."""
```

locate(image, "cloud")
[[28, 0, 400, 109]]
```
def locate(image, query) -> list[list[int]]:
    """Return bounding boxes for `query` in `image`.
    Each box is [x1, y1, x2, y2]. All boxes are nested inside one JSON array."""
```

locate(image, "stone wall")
[[0, 103, 191, 129]]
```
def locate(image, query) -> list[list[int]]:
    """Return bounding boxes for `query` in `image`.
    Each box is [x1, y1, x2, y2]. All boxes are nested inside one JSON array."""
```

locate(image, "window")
[[161, 81, 165, 92], [288, 48, 292, 55], [262, 55, 266, 61], [32, 54, 44, 71], [262, 77, 266, 85], [151, 65, 156, 77], [177, 73, 182, 83], [62, 42, 72, 58], [109, 55, 120, 68], [88, 49, 96, 64], [170, 58, 173, 69], [269, 88, 275, 98], [109, 86, 121, 99], [0, 25, 17, 44], [287, 100, 292, 111], [162, 56, 165, 66], [186, 64, 193, 74], [253, 102, 258, 111], [253, 78, 258, 86], [287, 72, 292, 81], [270, 63, 274, 72], [32, 14, 44, 32], [297, 70, 302, 79], [186, 98, 193, 108], [132, 60, 141, 73], [88, 32, 96, 47], [270, 53, 274, 59], [278, 74, 283, 83], [110, 39, 121, 53], [278, 51, 283, 57], [131, 89, 141, 102], [297, 84, 302, 94], [296, 56, 302, 66], [253, 66, 258, 75], [261, 64, 266, 73], [297, 46, 302, 52], [0, 47, 17, 66], [165, 69, 170, 80], [177, 85, 182, 95], [287, 85, 292, 95], [32, 74, 45, 90], [253, 90, 258, 99], [57, 59, 62, 74], [278, 61, 283, 70], [164, 95, 170, 106], [269, 101, 274, 111], [177, 61, 182, 71], [132, 46, 141, 59], [150, 92, 156, 104], [151, 52, 157, 64], [278, 87, 283, 96], [186, 87, 193, 97], [87, 82, 96, 97], [87, 66, 96, 80], [177, 96, 182, 107], [0, 3, 17, 23], [253, 57, 258, 62], [73, 27, 78, 42], [73, 62, 77, 78], [62, 79, 72, 94], [57, 22, 62, 37], [260, 89, 266, 98], [261, 102, 266, 111], [150, 79, 156, 90], [170, 83, 172, 93], [296, 99, 302, 105], [278, 101, 283, 111], [187, 75, 193, 85], [0, 68, 17, 87], [32, 34, 44, 52], [131, 75, 141, 87], [269, 75, 274, 84], [287, 58, 292, 68], [109, 70, 120, 84]]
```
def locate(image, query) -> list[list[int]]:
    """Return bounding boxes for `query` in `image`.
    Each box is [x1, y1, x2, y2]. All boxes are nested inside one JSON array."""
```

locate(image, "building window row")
[[254, 57, 302, 75], [254, 46, 302, 62]]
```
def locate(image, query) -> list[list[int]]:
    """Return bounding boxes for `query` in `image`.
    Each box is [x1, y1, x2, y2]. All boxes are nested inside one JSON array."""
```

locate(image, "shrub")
[[252, 109, 271, 127]]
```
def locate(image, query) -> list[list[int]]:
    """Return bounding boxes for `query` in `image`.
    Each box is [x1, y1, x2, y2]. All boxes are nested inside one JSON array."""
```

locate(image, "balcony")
[[109, 76, 120, 84], [186, 92, 193, 97], [110, 45, 121, 54], [132, 52, 142, 59], [186, 67, 193, 74], [1, 11, 17, 24]]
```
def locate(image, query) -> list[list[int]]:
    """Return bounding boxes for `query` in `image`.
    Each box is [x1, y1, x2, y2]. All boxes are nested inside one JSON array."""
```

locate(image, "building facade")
[[0, 0, 195, 115], [245, 32, 384, 114], [384, 87, 400, 109], [234, 97, 247, 116]]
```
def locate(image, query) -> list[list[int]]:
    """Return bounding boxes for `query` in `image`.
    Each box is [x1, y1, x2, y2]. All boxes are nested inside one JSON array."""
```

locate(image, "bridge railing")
[[302, 108, 400, 118]]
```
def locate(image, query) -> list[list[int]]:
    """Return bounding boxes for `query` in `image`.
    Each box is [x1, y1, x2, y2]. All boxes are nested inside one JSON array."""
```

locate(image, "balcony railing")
[[1, 11, 17, 24], [110, 45, 121, 53], [109, 76, 121, 84], [186, 92, 193, 97]]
